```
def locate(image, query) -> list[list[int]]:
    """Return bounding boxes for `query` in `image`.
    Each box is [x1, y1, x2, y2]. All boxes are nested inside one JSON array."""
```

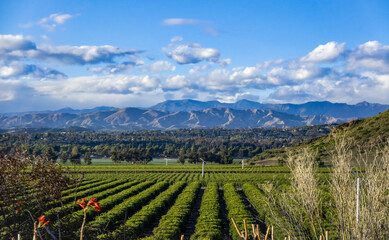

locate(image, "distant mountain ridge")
[[150, 99, 389, 119], [0, 99, 387, 131], [0, 107, 340, 131]]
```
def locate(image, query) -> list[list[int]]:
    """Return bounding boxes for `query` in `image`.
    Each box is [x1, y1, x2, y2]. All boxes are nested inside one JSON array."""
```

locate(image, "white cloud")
[[162, 18, 201, 26], [189, 65, 210, 74], [0, 62, 66, 79], [38, 13, 73, 31], [35, 45, 140, 64], [3, 39, 389, 112], [0, 35, 141, 65], [162, 18, 220, 36], [164, 42, 220, 64], [0, 35, 36, 51], [88, 61, 143, 74], [171, 36, 183, 42], [301, 41, 346, 62], [0, 34, 143, 79], [143, 61, 175, 72], [218, 58, 231, 67], [163, 75, 191, 90], [347, 41, 389, 73], [31, 75, 160, 95]]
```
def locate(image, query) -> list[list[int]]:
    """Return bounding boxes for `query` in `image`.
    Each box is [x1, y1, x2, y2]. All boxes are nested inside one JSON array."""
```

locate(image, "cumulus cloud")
[[164, 42, 220, 64], [38, 13, 73, 31], [218, 58, 231, 67], [347, 41, 389, 73], [143, 61, 176, 72], [301, 41, 346, 62], [189, 65, 210, 74], [88, 61, 144, 74], [26, 45, 141, 65], [163, 75, 191, 90], [3, 39, 389, 112], [0, 35, 36, 52], [31, 74, 160, 95], [0, 34, 143, 79], [0, 34, 141, 65], [0, 62, 66, 79]]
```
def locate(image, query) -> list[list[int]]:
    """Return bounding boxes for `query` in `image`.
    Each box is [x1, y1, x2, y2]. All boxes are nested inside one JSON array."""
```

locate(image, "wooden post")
[[271, 225, 273, 240], [256, 224, 260, 240], [356, 177, 360, 223], [264, 226, 271, 240], [242, 159, 244, 169], [231, 217, 243, 237], [325, 230, 329, 240], [202, 160, 205, 178], [243, 219, 248, 239], [33, 221, 37, 240]]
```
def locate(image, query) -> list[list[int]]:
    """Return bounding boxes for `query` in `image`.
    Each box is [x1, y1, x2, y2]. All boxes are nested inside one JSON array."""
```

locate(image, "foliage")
[[191, 183, 222, 240], [152, 182, 201, 239], [223, 183, 255, 239]]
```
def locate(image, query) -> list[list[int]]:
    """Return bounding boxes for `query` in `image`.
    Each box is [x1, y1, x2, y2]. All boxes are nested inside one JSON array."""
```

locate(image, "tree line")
[[0, 125, 334, 164]]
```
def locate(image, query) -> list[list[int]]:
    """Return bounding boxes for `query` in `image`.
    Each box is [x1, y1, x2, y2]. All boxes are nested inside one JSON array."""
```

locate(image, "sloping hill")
[[251, 109, 389, 164], [0, 107, 341, 130]]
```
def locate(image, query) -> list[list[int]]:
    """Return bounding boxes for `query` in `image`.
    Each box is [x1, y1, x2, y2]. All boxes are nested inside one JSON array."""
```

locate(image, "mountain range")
[[150, 99, 389, 119], [0, 100, 388, 131]]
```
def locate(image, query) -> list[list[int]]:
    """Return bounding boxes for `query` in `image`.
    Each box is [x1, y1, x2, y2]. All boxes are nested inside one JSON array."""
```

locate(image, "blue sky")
[[1, 0, 389, 112]]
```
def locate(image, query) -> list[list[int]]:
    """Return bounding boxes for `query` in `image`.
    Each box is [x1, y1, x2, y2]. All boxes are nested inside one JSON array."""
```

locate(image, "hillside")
[[251, 109, 389, 164], [151, 99, 389, 118], [0, 107, 341, 131]]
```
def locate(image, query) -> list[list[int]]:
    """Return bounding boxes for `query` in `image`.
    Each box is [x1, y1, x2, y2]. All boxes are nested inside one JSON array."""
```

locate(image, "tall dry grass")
[[265, 134, 389, 240], [330, 135, 389, 240]]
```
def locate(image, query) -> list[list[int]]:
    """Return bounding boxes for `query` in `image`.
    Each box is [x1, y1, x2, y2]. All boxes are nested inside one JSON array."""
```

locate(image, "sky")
[[1, 0, 389, 112]]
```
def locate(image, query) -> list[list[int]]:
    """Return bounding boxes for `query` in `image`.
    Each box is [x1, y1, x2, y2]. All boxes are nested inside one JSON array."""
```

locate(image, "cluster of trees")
[[0, 125, 334, 164], [110, 147, 152, 164], [37, 145, 92, 165]]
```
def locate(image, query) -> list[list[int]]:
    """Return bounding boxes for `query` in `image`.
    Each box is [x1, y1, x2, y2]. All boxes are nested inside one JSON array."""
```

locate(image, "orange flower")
[[37, 215, 50, 228], [16, 201, 23, 213], [78, 198, 102, 211], [78, 198, 88, 209], [94, 202, 103, 212], [87, 198, 98, 206]]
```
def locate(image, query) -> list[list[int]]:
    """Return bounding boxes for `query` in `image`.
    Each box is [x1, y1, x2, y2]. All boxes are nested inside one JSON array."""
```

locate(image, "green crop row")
[[85, 181, 170, 238], [223, 183, 255, 240], [97, 181, 187, 240], [45, 179, 136, 221], [64, 180, 155, 236], [191, 182, 222, 240], [150, 181, 201, 240], [60, 178, 122, 205], [61, 179, 104, 196]]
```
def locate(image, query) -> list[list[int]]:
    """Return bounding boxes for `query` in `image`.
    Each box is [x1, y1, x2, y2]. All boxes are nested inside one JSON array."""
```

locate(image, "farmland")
[[1, 162, 293, 239], [2, 150, 389, 240], [1, 111, 389, 239]]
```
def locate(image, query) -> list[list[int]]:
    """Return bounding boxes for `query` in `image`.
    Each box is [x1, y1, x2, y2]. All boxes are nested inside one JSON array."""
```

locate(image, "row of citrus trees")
[[8, 178, 281, 239]]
